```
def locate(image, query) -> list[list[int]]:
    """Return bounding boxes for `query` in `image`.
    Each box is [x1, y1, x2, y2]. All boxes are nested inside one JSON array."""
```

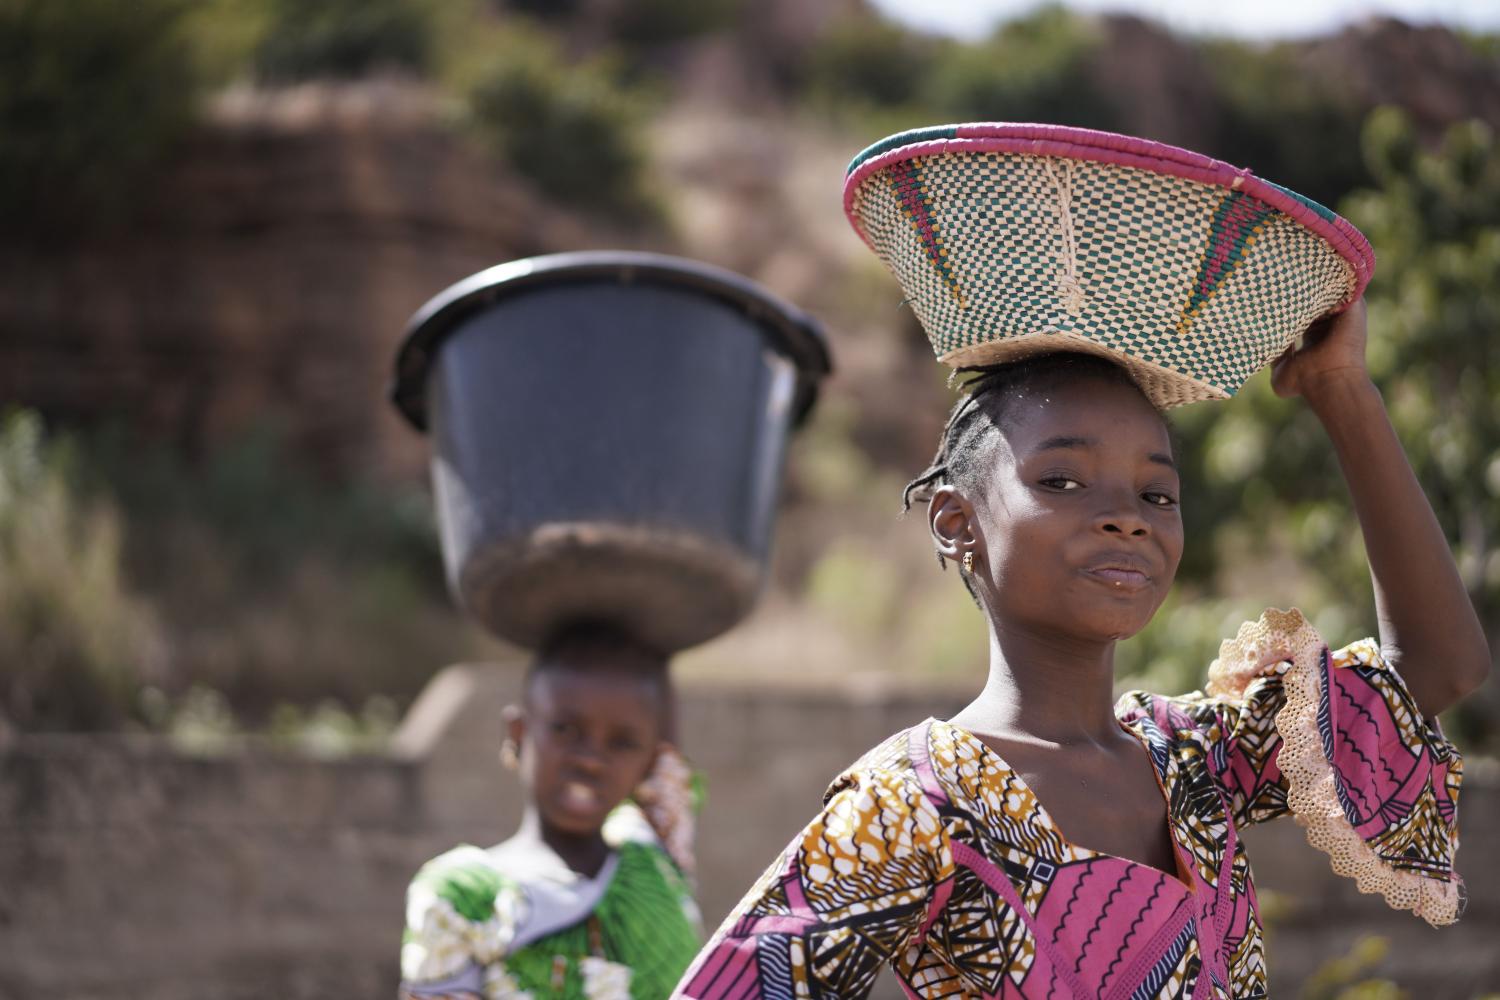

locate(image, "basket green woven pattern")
[[844, 124, 1373, 408]]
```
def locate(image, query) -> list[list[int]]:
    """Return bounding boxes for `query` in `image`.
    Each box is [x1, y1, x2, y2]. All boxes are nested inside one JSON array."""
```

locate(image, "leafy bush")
[[1301, 935, 1403, 1000], [801, 15, 941, 109], [0, 0, 204, 232], [1198, 39, 1370, 208], [605, 0, 742, 47], [251, 0, 436, 82], [163, 687, 399, 755], [80, 421, 441, 587], [923, 7, 1121, 132], [1343, 110, 1500, 745], [0, 413, 485, 733], [1118, 109, 1500, 748], [70, 421, 475, 721], [504, 0, 585, 21], [461, 27, 655, 218], [0, 412, 166, 730]]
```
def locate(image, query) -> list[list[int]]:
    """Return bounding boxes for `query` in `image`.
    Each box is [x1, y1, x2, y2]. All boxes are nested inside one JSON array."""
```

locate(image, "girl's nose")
[[568, 743, 608, 775], [1095, 495, 1149, 537]]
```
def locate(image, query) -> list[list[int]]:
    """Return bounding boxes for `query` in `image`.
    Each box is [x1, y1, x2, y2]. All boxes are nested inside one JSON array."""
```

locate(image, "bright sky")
[[868, 0, 1500, 40]]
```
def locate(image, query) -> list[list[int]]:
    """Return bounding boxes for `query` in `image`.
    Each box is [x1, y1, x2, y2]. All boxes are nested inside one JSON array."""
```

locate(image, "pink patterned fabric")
[[673, 623, 1462, 999]]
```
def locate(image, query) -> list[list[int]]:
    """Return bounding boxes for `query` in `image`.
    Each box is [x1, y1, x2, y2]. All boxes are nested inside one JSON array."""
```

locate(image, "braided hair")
[[901, 352, 1157, 592]]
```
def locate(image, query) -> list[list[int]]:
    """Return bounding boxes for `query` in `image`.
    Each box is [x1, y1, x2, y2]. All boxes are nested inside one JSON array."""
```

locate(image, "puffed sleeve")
[[1125, 608, 1464, 927], [398, 847, 529, 999], [673, 765, 954, 999]]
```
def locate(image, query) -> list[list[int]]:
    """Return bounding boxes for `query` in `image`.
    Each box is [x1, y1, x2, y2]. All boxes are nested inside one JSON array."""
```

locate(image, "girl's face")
[[509, 667, 661, 838], [943, 375, 1184, 643]]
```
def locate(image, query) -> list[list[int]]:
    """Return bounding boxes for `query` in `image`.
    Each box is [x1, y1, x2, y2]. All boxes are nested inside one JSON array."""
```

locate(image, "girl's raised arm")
[[1271, 298, 1491, 716]]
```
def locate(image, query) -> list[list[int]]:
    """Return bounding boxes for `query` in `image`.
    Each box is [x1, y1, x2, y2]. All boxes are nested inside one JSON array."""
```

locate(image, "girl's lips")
[[1084, 566, 1152, 590], [560, 780, 602, 812]]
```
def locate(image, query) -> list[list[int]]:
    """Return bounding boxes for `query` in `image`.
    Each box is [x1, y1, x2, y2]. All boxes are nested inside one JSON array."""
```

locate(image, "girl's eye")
[[1040, 477, 1082, 490], [550, 721, 580, 738], [1143, 491, 1179, 508]]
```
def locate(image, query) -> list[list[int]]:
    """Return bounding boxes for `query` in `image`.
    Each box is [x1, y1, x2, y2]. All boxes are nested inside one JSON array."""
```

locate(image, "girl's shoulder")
[[821, 721, 935, 805], [401, 845, 530, 984], [823, 719, 1021, 831], [405, 844, 528, 943], [409, 843, 515, 911]]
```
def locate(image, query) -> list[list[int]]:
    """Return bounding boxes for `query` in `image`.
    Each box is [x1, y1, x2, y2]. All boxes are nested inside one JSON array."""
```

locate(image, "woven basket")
[[844, 123, 1375, 408]]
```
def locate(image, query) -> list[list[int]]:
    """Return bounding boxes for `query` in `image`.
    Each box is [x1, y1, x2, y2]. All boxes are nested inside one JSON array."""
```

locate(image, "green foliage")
[[806, 540, 901, 634], [251, 0, 436, 82], [1456, 30, 1500, 62], [460, 26, 656, 218], [160, 686, 398, 756], [1301, 935, 1404, 1000], [81, 421, 440, 587], [0, 0, 203, 232], [1116, 594, 1257, 700], [795, 7, 1123, 132], [68, 421, 469, 720], [794, 397, 888, 510], [1198, 40, 1370, 207], [504, 0, 585, 21], [803, 16, 941, 110], [265, 695, 398, 755], [604, 0, 742, 47], [0, 413, 480, 733], [1131, 110, 1500, 746], [0, 412, 165, 730], [1344, 111, 1500, 743], [922, 7, 1121, 132]]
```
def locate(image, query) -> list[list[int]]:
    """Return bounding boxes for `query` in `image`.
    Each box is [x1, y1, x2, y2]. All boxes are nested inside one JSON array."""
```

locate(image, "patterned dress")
[[402, 752, 704, 1000], [674, 610, 1464, 999]]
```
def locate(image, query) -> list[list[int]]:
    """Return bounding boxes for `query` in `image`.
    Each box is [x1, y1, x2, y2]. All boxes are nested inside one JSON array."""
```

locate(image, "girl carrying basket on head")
[[673, 125, 1489, 999]]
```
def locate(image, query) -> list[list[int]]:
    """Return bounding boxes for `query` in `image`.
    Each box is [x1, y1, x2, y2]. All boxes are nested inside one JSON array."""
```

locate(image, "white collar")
[[486, 836, 621, 951]]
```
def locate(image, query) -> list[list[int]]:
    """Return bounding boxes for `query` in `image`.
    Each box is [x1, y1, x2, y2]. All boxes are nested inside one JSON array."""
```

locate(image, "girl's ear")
[[928, 485, 979, 564]]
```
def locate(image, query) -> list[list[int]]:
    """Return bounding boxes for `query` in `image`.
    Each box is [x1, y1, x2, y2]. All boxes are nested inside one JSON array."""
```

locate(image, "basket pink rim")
[[842, 123, 1374, 308]]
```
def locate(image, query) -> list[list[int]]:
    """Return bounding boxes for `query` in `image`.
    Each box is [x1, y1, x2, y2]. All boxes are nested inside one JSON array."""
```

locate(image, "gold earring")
[[500, 740, 519, 771], [962, 551, 974, 574]]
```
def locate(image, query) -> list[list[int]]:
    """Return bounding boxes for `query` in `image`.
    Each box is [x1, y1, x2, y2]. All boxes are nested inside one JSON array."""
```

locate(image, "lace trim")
[[1210, 608, 1461, 927]]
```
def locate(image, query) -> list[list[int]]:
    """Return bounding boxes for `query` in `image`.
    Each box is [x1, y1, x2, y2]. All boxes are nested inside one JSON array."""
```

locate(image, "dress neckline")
[[484, 836, 623, 951], [929, 717, 1198, 891]]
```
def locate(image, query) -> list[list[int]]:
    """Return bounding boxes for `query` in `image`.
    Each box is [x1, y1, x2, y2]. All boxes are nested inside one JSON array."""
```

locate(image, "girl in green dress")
[[400, 626, 702, 1000]]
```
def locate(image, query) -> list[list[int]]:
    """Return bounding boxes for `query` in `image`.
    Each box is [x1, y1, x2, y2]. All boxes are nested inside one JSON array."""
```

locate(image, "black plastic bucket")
[[392, 251, 831, 652]]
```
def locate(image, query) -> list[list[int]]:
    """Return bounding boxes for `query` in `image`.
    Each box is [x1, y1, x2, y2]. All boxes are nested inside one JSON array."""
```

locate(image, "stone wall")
[[3, 667, 1496, 998]]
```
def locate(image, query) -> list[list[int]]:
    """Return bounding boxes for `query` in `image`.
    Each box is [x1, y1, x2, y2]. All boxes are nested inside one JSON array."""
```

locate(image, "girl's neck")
[[951, 619, 1122, 746], [514, 809, 612, 878]]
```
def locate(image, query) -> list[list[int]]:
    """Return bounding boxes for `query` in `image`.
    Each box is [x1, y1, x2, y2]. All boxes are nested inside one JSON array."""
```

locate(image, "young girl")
[[400, 625, 702, 1000], [673, 272, 1488, 996]]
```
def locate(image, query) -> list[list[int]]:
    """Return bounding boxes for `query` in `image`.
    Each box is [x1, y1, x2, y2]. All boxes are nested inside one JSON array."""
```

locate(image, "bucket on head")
[[391, 251, 831, 652]]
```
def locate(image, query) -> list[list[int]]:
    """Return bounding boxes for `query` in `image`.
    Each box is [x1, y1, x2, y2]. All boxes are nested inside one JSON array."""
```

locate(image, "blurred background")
[[1, 0, 1497, 997]]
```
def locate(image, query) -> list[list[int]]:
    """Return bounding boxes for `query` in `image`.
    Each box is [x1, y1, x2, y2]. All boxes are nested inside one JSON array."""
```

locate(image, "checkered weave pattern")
[[844, 124, 1375, 408]]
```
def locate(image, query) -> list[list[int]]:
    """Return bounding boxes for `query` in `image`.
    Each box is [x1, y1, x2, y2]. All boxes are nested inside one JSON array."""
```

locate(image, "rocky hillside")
[[4, 14, 1496, 483]]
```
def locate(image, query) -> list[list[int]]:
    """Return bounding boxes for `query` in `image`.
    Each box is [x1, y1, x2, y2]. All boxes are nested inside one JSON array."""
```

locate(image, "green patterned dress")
[[400, 754, 702, 1000]]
